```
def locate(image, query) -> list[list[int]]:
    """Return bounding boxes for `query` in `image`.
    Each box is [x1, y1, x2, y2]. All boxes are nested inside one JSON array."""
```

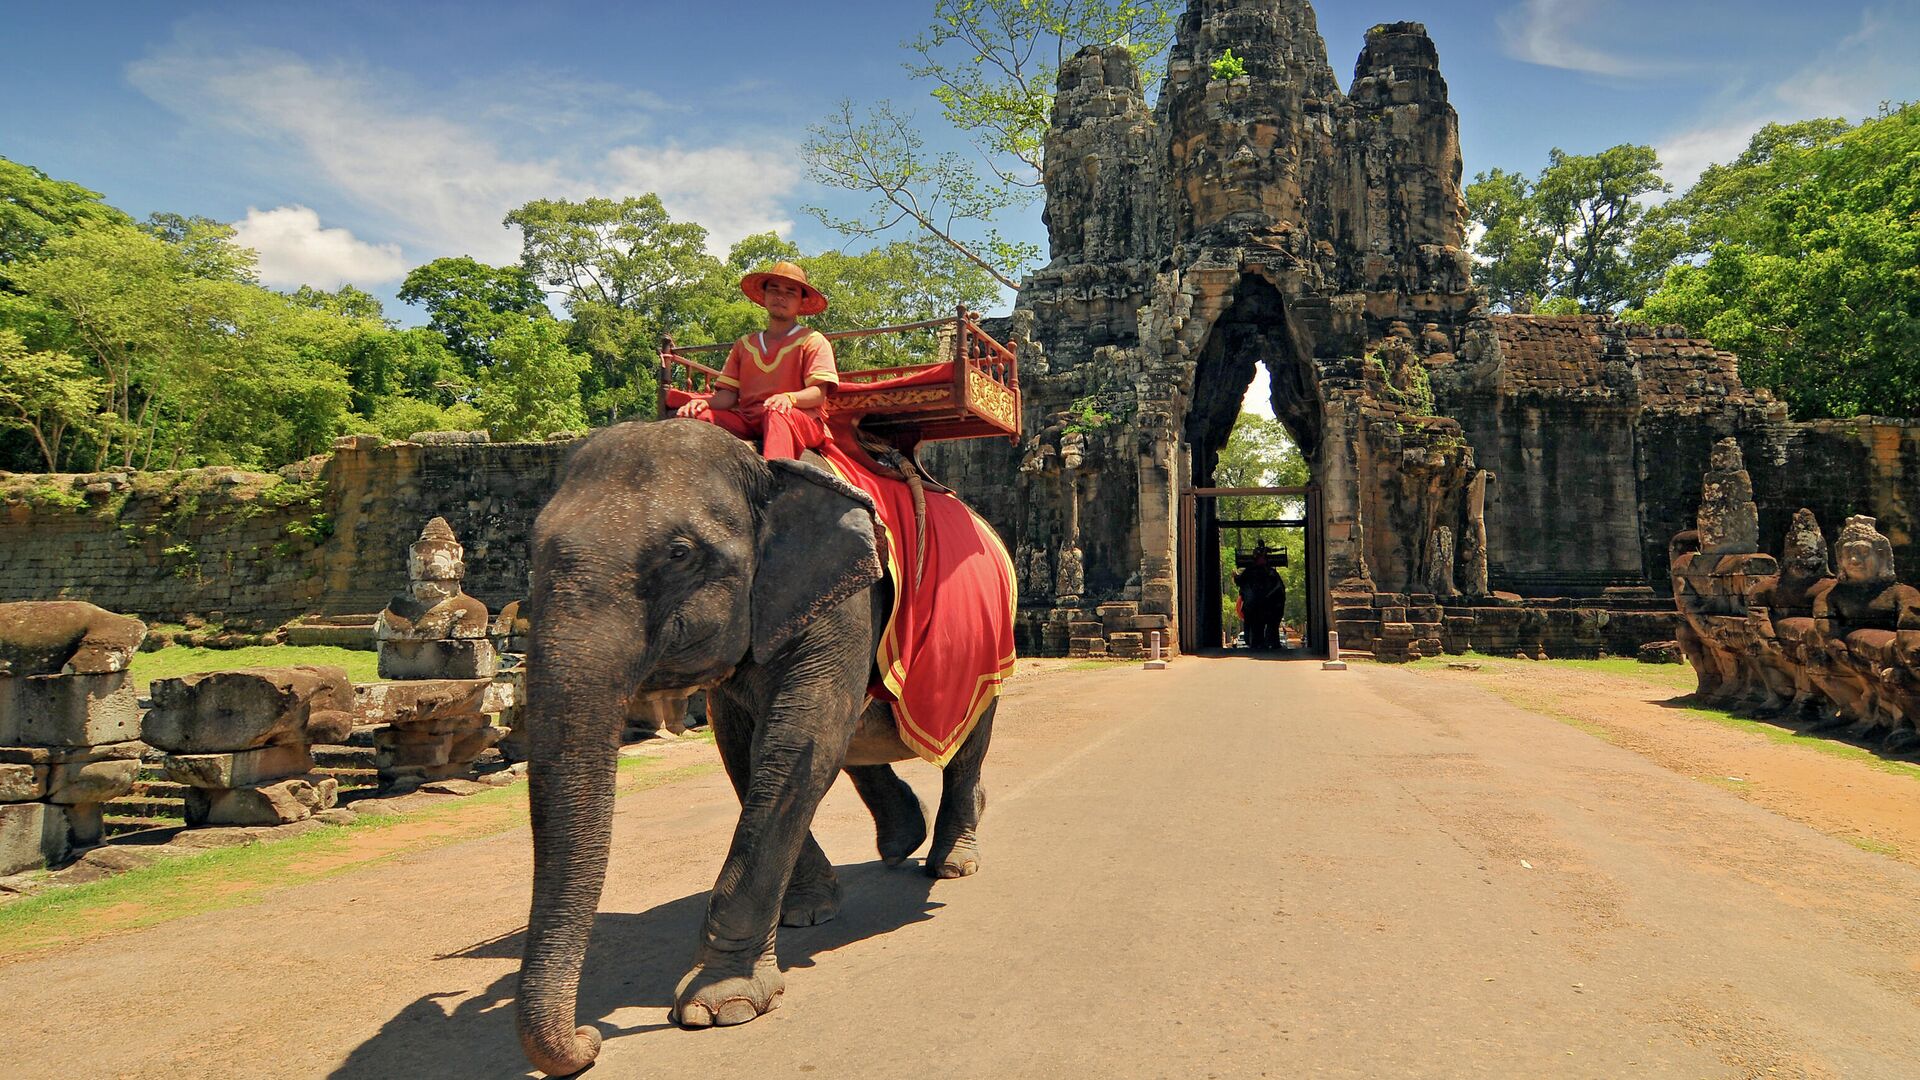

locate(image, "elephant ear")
[[752, 458, 884, 664]]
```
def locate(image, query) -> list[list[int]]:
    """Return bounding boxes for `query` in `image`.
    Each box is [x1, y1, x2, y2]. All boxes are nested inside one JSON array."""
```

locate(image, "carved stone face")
[[1835, 516, 1895, 586], [1708, 437, 1744, 474]]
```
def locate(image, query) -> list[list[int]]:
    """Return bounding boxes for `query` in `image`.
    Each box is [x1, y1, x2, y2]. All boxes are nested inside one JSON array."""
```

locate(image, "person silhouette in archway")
[[1235, 542, 1284, 650]]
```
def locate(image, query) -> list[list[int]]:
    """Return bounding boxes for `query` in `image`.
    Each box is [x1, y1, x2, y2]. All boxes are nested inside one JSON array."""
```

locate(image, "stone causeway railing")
[[1670, 438, 1920, 756]]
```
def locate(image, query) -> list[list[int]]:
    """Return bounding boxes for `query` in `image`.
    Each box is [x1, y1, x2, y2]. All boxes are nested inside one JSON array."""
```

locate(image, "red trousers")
[[695, 405, 827, 460]]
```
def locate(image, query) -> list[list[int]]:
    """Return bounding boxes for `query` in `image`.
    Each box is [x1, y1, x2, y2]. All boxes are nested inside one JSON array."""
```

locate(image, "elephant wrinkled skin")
[[515, 420, 995, 1076]]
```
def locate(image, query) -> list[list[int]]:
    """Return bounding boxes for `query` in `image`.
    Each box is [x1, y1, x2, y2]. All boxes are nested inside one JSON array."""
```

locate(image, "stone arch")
[[1175, 270, 1330, 653]]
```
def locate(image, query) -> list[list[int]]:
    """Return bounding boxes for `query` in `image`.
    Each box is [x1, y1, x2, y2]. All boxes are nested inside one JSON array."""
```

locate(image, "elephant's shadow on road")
[[329, 860, 940, 1079]]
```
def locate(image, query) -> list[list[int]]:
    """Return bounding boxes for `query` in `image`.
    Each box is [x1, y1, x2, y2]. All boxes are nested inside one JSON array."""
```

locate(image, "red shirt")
[[715, 327, 839, 418]]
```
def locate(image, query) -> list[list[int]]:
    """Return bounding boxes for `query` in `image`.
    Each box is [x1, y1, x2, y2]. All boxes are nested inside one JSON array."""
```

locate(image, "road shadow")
[[1651, 693, 1920, 765], [1192, 646, 1319, 662], [330, 860, 939, 1079]]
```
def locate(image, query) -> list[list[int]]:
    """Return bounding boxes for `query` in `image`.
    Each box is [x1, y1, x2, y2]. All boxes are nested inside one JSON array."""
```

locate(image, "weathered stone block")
[[143, 666, 354, 753], [351, 678, 510, 726], [0, 801, 68, 876], [377, 639, 498, 680], [445, 725, 507, 766], [184, 775, 338, 826], [162, 744, 316, 789], [377, 739, 452, 770], [46, 757, 140, 805], [65, 802, 105, 846], [0, 601, 145, 676], [0, 671, 141, 747], [0, 763, 48, 803]]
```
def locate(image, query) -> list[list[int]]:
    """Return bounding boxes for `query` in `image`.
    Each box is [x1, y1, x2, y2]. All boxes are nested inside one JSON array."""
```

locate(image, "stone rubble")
[[143, 667, 353, 826], [0, 601, 148, 875]]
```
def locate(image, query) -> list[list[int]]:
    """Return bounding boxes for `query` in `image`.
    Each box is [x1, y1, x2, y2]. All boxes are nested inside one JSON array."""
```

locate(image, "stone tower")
[[939, 1, 1481, 657]]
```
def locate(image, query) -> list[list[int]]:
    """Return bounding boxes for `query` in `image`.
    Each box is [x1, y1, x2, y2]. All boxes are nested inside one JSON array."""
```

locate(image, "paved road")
[[5, 658, 1919, 1078]]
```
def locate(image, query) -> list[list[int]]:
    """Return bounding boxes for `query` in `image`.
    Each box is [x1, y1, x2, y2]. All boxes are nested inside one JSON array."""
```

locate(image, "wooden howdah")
[[658, 307, 1021, 447]]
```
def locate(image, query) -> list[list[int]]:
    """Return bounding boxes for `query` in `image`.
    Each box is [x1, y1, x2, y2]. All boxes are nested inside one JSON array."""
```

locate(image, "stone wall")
[[0, 436, 577, 625]]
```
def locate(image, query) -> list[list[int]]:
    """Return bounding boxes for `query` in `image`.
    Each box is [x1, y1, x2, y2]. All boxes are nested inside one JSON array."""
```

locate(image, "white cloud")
[[1497, 0, 1653, 78], [1655, 2, 1920, 190], [231, 205, 409, 289], [127, 44, 800, 268], [605, 145, 799, 255]]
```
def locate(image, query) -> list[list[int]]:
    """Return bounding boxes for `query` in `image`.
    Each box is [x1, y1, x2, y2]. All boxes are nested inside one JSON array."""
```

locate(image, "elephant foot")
[[782, 864, 842, 928], [849, 765, 927, 866], [672, 948, 783, 1028], [878, 799, 928, 867], [926, 833, 981, 879]]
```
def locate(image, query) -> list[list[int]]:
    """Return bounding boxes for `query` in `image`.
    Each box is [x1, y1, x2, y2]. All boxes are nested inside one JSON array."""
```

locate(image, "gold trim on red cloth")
[[820, 450, 1017, 767]]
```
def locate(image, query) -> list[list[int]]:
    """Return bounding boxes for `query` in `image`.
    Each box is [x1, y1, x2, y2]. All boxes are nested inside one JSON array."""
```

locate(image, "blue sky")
[[4, 0, 1917, 323]]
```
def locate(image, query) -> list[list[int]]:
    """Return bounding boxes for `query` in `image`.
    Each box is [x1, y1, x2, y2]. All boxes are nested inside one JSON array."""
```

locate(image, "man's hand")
[[675, 397, 711, 418], [764, 393, 795, 414]]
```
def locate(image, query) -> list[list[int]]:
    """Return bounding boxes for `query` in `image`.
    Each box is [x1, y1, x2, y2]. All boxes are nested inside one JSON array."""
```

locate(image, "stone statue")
[[1426, 525, 1459, 598], [1055, 545, 1086, 605], [1458, 470, 1492, 597], [377, 517, 497, 680], [1697, 438, 1759, 557]]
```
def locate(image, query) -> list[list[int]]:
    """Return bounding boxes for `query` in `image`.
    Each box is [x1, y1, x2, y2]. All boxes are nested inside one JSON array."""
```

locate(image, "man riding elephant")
[[673, 261, 838, 460], [1235, 543, 1284, 650]]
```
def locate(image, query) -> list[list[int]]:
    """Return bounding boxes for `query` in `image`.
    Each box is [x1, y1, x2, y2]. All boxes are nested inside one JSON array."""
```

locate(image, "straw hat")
[[740, 261, 829, 316]]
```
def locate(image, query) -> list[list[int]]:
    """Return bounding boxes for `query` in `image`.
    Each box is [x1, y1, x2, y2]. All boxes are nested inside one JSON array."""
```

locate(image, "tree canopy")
[[1465, 144, 1669, 314], [0, 153, 1013, 473], [1627, 105, 1920, 419]]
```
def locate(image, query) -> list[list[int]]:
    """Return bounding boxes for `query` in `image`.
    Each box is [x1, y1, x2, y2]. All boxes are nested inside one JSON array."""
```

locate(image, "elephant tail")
[[851, 430, 931, 589]]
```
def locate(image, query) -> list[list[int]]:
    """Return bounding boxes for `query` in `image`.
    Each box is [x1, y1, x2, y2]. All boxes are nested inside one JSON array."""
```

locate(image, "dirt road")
[[3, 657, 1918, 1079]]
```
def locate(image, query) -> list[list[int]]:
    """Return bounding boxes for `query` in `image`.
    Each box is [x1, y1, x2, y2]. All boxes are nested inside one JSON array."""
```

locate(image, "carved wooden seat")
[[659, 307, 1021, 448]]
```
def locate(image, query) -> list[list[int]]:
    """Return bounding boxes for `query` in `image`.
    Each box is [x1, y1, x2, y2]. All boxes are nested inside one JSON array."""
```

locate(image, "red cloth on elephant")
[[817, 438, 1017, 766]]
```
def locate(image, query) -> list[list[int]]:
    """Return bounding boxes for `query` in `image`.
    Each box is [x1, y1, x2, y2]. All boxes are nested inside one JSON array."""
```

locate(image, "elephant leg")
[[927, 702, 994, 879], [781, 833, 842, 928], [846, 763, 927, 866], [713, 692, 842, 928], [673, 684, 859, 1029]]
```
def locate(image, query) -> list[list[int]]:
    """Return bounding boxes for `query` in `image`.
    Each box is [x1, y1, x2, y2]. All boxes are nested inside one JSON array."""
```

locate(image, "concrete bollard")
[[1322, 630, 1347, 671], [1144, 631, 1167, 670]]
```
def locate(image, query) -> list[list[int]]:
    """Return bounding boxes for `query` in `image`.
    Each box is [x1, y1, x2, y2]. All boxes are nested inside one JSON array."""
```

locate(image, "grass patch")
[[0, 754, 718, 957], [128, 644, 381, 690], [1846, 836, 1902, 858], [1672, 703, 1920, 781], [1411, 651, 1696, 691]]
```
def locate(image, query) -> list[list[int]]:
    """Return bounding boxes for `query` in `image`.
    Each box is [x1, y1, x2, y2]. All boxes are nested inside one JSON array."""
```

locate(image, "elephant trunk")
[[517, 636, 632, 1076]]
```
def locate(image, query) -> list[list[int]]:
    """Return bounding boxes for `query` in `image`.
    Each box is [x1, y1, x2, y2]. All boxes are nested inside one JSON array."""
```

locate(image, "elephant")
[[516, 419, 996, 1076]]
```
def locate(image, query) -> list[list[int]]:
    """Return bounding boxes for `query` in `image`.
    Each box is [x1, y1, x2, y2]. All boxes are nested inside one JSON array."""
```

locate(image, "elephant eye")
[[667, 539, 695, 561]]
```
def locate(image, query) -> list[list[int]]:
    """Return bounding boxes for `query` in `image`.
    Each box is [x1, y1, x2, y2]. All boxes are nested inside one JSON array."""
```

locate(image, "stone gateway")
[[926, 1, 1920, 661]]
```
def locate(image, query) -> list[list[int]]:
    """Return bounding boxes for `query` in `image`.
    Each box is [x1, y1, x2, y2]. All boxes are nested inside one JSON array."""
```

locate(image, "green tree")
[[364, 396, 485, 440], [291, 283, 386, 322], [396, 256, 547, 373], [474, 316, 590, 441], [0, 328, 105, 471], [804, 0, 1177, 289], [1630, 104, 1920, 419], [507, 195, 717, 422], [1466, 144, 1669, 312], [1213, 413, 1309, 633], [6, 218, 360, 469], [0, 156, 131, 281]]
